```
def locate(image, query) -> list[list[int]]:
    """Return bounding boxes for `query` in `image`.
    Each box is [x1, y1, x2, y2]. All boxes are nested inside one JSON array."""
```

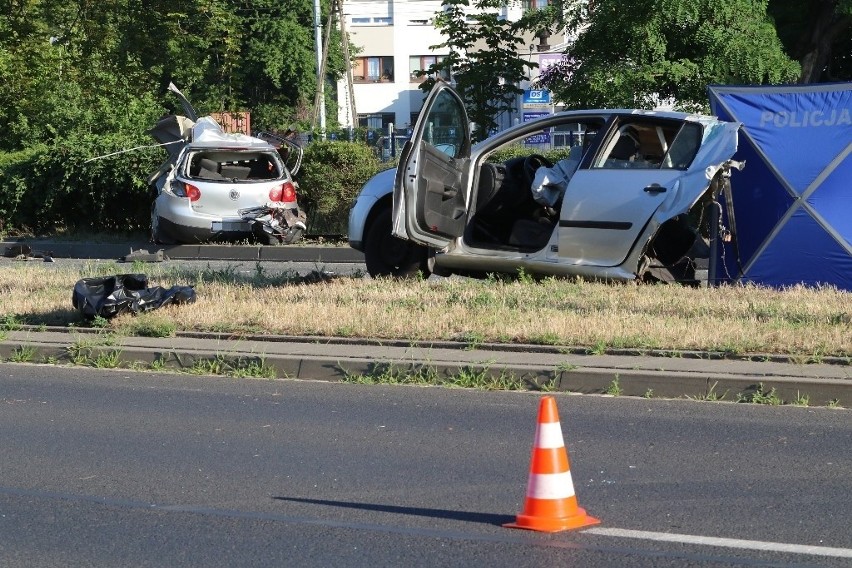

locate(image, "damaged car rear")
[[148, 84, 306, 245]]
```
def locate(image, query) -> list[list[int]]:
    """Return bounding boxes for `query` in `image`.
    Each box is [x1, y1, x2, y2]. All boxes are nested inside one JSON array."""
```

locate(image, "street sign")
[[523, 111, 551, 144], [523, 89, 551, 106]]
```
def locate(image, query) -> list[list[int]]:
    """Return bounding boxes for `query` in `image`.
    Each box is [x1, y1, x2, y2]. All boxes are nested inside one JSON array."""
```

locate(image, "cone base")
[[503, 507, 601, 533]]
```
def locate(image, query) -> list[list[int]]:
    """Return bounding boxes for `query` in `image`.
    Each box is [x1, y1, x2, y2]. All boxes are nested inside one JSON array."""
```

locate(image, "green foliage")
[[737, 382, 783, 405], [0, 133, 160, 234], [423, 0, 540, 141], [296, 140, 382, 233], [538, 0, 801, 111]]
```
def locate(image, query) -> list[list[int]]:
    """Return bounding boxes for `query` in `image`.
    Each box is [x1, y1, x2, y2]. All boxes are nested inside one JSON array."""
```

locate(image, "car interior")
[[461, 118, 704, 254], [464, 124, 602, 253], [187, 151, 282, 181]]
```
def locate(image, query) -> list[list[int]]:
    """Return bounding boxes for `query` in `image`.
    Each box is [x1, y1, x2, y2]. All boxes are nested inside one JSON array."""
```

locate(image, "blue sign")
[[523, 89, 551, 104], [523, 111, 551, 144]]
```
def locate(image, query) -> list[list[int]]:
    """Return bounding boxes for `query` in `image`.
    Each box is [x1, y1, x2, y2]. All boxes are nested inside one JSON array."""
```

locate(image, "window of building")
[[353, 56, 394, 82], [358, 113, 395, 130], [409, 55, 449, 82], [351, 16, 393, 26], [524, 0, 551, 9]]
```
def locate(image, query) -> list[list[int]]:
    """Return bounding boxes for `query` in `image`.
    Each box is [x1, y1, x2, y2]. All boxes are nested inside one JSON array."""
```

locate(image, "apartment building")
[[337, 0, 566, 139]]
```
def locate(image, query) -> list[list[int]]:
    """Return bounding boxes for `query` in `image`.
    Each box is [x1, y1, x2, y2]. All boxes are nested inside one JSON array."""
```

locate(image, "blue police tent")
[[707, 83, 852, 289]]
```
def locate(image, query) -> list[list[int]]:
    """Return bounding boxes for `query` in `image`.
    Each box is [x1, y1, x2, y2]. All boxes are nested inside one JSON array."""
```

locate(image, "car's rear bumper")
[[156, 214, 253, 244]]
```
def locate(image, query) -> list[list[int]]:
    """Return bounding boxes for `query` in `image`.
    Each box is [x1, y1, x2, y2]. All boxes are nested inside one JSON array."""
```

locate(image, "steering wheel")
[[523, 154, 554, 186]]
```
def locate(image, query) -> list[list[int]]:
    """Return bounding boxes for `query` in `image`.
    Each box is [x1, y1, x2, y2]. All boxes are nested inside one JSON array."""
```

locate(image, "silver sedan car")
[[349, 83, 742, 284]]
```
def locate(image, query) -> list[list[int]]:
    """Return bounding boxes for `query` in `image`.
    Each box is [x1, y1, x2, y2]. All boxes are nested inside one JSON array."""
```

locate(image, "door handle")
[[644, 184, 667, 194]]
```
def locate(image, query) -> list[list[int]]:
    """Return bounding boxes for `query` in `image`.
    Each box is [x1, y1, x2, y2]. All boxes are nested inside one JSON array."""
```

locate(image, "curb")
[[2, 330, 849, 407], [0, 240, 364, 263]]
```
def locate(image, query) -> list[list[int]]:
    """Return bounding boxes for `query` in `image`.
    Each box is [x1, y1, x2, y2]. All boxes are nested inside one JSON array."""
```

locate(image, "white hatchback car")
[[349, 83, 743, 284], [148, 84, 306, 245]]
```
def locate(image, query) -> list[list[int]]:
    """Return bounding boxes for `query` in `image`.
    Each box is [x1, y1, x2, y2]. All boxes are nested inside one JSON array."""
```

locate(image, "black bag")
[[72, 274, 195, 319]]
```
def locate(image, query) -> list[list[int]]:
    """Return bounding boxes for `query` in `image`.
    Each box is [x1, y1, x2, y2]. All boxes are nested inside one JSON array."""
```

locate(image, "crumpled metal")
[[72, 274, 196, 319]]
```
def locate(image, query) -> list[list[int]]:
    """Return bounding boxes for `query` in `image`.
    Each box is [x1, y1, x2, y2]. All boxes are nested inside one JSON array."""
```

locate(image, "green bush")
[[488, 143, 574, 164], [296, 140, 383, 234], [0, 134, 160, 235]]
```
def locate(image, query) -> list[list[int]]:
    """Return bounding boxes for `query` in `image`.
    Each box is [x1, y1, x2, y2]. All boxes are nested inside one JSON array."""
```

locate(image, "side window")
[[663, 123, 702, 169], [593, 120, 681, 169], [422, 89, 467, 158]]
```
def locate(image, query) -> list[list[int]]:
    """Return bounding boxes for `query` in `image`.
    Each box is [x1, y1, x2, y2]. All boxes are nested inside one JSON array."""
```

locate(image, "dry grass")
[[1, 260, 850, 359]]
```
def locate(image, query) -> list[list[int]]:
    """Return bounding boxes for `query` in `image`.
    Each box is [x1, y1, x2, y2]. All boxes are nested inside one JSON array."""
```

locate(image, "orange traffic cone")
[[504, 396, 600, 532]]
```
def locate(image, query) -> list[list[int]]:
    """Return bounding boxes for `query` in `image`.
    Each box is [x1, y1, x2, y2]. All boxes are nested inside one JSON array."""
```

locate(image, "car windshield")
[[186, 150, 283, 181]]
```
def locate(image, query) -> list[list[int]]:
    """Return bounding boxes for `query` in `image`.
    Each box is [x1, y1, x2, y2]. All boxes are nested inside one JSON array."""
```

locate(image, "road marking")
[[586, 527, 852, 559], [4, 485, 851, 564]]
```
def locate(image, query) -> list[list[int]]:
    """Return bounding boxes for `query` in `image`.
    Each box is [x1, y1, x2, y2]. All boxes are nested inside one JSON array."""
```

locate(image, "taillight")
[[184, 183, 201, 202], [174, 182, 201, 201], [269, 184, 283, 202], [280, 181, 297, 203]]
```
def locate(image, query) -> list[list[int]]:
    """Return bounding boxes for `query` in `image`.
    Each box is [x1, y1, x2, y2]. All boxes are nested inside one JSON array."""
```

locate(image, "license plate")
[[211, 221, 251, 232]]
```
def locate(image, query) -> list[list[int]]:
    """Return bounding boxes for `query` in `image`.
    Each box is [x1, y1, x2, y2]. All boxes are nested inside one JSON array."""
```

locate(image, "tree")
[[537, 0, 801, 111], [422, 0, 542, 142], [769, 0, 852, 83]]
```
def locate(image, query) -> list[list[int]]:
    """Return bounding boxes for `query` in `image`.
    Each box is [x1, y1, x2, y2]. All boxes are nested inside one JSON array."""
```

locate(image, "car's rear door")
[[558, 116, 700, 266], [392, 83, 471, 248]]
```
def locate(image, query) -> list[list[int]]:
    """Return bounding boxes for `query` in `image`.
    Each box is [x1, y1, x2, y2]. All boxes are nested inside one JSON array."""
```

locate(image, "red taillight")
[[269, 184, 283, 202], [185, 183, 201, 202], [280, 181, 297, 203], [175, 182, 201, 201]]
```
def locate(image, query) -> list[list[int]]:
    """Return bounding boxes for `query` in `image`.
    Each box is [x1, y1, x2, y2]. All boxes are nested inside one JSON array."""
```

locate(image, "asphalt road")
[[1, 364, 850, 567]]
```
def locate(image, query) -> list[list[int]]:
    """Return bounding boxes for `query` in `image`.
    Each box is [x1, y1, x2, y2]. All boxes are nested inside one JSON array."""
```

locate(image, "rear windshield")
[[186, 150, 283, 181]]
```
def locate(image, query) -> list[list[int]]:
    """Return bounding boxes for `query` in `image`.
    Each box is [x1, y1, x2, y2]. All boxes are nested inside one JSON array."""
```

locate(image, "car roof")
[[550, 108, 722, 123]]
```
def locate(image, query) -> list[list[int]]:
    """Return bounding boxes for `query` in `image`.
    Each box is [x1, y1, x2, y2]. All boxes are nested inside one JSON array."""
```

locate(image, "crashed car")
[[148, 84, 306, 245], [349, 83, 742, 283]]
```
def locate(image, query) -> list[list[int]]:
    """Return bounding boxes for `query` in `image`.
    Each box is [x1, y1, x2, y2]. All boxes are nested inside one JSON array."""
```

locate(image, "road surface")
[[1, 364, 850, 567]]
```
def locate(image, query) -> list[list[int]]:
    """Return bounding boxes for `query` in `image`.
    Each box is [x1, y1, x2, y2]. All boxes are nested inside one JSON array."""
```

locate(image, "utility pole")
[[313, 0, 326, 137], [313, 0, 356, 134], [339, 0, 356, 127]]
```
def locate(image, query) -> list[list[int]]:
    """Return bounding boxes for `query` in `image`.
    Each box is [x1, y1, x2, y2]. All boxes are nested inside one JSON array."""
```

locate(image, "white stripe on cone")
[[534, 422, 565, 449], [526, 471, 576, 500]]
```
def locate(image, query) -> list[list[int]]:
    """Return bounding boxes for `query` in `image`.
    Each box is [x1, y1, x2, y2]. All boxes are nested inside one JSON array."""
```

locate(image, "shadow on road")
[[274, 496, 513, 526]]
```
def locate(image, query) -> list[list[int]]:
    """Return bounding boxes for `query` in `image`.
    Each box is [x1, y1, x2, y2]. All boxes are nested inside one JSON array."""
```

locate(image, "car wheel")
[[364, 207, 431, 279], [151, 204, 176, 245]]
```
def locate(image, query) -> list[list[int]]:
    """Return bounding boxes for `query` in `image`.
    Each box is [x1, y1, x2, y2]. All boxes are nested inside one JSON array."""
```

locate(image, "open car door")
[[392, 83, 471, 248]]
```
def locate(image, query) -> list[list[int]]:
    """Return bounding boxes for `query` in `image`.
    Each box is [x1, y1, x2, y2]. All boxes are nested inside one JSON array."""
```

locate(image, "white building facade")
[[337, 0, 565, 138]]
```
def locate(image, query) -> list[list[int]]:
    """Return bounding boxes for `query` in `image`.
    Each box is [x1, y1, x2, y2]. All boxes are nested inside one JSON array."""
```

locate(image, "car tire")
[[364, 207, 431, 279], [151, 204, 177, 245]]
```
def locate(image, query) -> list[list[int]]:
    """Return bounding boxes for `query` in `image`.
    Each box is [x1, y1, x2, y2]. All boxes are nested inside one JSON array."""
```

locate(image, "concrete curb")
[[0, 240, 363, 263], [2, 329, 849, 406]]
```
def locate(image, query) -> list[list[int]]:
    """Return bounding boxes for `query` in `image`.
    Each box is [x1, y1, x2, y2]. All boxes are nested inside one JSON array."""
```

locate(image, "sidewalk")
[[3, 328, 850, 406]]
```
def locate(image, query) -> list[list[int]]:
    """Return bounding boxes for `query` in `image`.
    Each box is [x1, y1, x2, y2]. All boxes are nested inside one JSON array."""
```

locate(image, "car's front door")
[[392, 83, 471, 248], [558, 117, 700, 266]]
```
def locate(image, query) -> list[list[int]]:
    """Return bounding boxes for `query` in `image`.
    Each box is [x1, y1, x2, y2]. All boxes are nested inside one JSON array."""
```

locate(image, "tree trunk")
[[796, 0, 852, 83]]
